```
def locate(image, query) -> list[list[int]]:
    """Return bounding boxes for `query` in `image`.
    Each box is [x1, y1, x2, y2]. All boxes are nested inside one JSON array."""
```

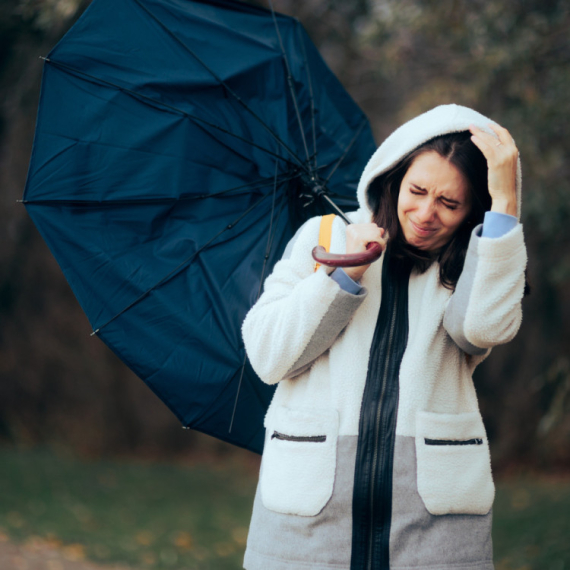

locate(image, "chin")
[[403, 231, 438, 252], [413, 242, 438, 252]]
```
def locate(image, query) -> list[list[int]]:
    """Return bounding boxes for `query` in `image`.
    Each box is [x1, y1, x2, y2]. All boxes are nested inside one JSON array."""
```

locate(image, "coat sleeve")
[[242, 216, 367, 385], [443, 222, 527, 355]]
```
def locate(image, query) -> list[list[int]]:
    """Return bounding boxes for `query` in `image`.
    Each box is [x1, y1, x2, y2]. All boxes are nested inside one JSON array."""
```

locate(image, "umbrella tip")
[[39, 56, 50, 62], [90, 329, 100, 337]]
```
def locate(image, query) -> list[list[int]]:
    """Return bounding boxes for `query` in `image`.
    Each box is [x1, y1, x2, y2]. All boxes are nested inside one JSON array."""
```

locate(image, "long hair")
[[367, 131, 492, 290]]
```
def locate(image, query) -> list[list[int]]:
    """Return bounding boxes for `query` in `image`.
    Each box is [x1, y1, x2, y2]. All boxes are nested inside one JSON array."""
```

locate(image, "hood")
[[356, 104, 522, 221]]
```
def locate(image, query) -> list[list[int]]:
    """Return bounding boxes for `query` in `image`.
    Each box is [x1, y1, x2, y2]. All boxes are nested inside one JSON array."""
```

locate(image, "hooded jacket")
[[241, 105, 527, 570]]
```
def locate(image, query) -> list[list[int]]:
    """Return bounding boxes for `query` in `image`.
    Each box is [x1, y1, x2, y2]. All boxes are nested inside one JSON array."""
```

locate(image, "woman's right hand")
[[343, 223, 388, 282]]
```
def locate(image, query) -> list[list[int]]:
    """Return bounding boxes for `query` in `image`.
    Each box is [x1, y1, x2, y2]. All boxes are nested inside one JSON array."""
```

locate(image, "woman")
[[241, 104, 527, 570]]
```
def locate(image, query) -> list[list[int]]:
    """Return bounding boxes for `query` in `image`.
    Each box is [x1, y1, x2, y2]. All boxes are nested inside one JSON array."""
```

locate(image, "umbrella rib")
[[91, 192, 271, 336], [252, 193, 287, 301], [21, 174, 297, 207], [228, 353, 249, 434], [45, 59, 292, 167], [323, 117, 368, 186], [297, 23, 318, 171], [267, 0, 312, 169], [229, 161, 285, 433], [130, 0, 308, 173], [193, 195, 288, 434], [324, 191, 359, 201]]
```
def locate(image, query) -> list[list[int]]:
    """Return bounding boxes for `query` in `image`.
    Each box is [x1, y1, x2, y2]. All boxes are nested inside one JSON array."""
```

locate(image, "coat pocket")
[[261, 406, 339, 517], [415, 411, 495, 515]]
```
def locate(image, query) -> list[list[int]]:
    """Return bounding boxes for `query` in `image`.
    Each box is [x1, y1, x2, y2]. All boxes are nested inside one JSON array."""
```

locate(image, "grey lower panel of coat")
[[244, 436, 355, 569], [390, 436, 494, 569], [243, 435, 494, 570]]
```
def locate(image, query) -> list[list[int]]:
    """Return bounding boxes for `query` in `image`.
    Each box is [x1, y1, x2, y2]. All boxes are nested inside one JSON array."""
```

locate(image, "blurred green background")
[[0, 446, 569, 569], [1, 0, 569, 569]]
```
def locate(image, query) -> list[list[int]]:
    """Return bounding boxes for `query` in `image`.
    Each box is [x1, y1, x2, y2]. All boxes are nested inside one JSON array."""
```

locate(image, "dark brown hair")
[[367, 131, 492, 290]]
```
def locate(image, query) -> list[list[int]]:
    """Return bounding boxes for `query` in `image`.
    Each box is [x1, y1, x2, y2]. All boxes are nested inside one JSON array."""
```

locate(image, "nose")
[[416, 198, 436, 224]]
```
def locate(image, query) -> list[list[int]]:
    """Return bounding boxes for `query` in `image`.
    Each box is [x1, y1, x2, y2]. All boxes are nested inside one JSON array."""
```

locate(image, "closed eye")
[[410, 186, 460, 210], [441, 200, 458, 210]]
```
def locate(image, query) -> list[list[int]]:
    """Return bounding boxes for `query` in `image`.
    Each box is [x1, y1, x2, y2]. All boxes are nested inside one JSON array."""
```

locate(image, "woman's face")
[[397, 151, 471, 252]]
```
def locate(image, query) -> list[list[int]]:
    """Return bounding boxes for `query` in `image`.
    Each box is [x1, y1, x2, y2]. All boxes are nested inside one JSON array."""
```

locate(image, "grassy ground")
[[0, 446, 258, 569], [0, 445, 568, 570], [494, 477, 570, 570]]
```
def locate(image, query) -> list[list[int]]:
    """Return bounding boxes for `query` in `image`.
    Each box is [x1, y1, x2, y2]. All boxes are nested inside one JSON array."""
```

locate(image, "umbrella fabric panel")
[[98, 291, 273, 452], [49, 0, 285, 91], [25, 65, 280, 203], [191, 360, 270, 451], [93, 223, 282, 452], [46, 0, 294, 166], [25, 187, 286, 331], [28, 195, 282, 453]]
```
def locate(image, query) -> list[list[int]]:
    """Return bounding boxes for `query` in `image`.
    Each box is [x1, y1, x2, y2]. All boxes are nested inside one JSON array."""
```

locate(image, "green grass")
[[0, 446, 568, 570], [0, 446, 258, 569], [493, 478, 570, 570]]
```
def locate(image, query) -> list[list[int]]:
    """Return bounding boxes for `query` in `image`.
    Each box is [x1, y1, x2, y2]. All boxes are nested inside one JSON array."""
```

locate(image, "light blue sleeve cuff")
[[330, 268, 364, 295], [481, 211, 518, 238]]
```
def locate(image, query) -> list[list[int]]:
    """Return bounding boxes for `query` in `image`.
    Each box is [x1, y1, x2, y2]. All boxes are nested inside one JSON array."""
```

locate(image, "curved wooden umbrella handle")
[[311, 241, 384, 268]]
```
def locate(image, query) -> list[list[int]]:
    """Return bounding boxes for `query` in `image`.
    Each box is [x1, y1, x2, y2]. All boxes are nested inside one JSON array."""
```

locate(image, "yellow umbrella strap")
[[314, 214, 336, 272]]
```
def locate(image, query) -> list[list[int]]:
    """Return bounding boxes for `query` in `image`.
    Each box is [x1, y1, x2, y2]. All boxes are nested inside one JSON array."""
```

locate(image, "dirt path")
[[0, 533, 135, 570]]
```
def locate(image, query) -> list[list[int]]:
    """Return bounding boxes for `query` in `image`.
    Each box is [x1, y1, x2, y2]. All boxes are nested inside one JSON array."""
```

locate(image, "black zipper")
[[367, 281, 399, 570], [271, 431, 326, 443], [351, 251, 412, 570]]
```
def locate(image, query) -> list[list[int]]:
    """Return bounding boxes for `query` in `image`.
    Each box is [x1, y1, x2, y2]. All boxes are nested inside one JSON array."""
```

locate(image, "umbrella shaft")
[[321, 194, 352, 225]]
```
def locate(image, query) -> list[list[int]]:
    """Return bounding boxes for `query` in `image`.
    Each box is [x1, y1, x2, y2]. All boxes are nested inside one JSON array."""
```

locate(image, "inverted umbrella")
[[22, 0, 376, 454]]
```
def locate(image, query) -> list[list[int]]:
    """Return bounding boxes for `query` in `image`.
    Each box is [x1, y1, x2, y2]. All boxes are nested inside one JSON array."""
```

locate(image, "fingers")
[[487, 123, 515, 146], [342, 223, 387, 281], [469, 124, 497, 153], [469, 123, 516, 148], [468, 123, 518, 214], [468, 123, 518, 165], [345, 223, 387, 255]]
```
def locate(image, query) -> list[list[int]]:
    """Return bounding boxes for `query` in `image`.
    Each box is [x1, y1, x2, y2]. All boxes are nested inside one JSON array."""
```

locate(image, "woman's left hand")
[[469, 123, 518, 217]]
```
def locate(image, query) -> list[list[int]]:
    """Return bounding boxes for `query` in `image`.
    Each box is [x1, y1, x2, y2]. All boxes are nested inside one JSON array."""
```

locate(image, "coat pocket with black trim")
[[260, 406, 339, 517], [415, 411, 495, 516]]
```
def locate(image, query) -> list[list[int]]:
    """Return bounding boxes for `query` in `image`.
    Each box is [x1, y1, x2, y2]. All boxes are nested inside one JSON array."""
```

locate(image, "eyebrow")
[[411, 184, 461, 205]]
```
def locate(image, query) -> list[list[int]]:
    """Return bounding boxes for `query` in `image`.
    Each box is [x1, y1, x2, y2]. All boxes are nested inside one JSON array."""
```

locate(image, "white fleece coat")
[[241, 104, 527, 570]]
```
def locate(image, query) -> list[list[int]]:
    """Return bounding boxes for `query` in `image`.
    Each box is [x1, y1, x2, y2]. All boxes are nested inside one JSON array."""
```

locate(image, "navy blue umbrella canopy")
[[23, 0, 376, 454]]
